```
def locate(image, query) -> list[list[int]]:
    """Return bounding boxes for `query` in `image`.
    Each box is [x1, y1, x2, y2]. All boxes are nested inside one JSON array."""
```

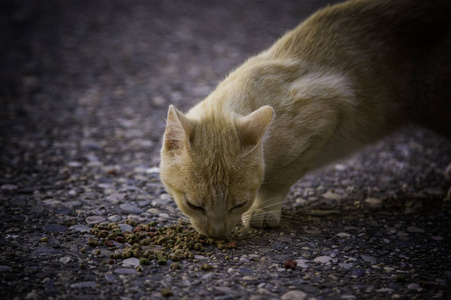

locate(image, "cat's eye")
[[230, 202, 247, 212], [186, 200, 205, 213]]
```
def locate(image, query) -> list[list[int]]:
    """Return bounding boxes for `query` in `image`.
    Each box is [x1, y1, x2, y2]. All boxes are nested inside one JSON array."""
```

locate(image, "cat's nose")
[[207, 226, 227, 239]]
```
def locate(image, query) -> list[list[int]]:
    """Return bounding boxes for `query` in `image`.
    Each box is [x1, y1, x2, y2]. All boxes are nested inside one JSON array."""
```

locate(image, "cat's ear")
[[163, 105, 193, 152], [235, 106, 274, 154]]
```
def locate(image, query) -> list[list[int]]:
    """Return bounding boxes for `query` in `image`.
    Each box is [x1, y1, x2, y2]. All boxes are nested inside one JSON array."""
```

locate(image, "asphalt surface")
[[1, 1, 451, 299]]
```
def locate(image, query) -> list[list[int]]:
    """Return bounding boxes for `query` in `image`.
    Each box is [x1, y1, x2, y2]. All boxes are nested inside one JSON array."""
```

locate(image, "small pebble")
[[122, 258, 140, 268], [365, 198, 383, 206], [322, 191, 343, 200], [114, 268, 138, 275], [119, 203, 143, 214], [361, 254, 378, 265], [281, 290, 307, 300], [69, 225, 91, 233], [336, 232, 350, 238], [105, 274, 116, 282], [314, 256, 332, 264], [407, 283, 423, 292], [67, 161, 82, 168], [1, 184, 18, 191], [70, 281, 96, 288], [60, 256, 72, 264], [86, 216, 106, 225]]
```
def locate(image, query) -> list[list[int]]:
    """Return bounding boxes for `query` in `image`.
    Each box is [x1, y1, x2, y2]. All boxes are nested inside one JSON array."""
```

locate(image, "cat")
[[159, 0, 451, 238]]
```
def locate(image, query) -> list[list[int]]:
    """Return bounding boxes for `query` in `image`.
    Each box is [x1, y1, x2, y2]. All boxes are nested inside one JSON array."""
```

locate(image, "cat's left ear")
[[234, 105, 274, 154], [163, 105, 193, 152]]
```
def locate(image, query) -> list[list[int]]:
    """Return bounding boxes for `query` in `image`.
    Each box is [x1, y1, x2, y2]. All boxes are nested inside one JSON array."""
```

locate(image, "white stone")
[[85, 216, 106, 225], [407, 283, 423, 292], [365, 198, 382, 206], [68, 161, 82, 168], [98, 183, 114, 189], [337, 232, 351, 238], [108, 215, 122, 222], [60, 256, 72, 264], [314, 256, 332, 264], [119, 224, 133, 233], [122, 258, 140, 268], [294, 258, 309, 269], [281, 290, 307, 300], [119, 203, 143, 214], [240, 257, 250, 263], [106, 193, 125, 204], [158, 213, 170, 219], [1, 184, 18, 191], [322, 191, 343, 200], [334, 164, 347, 171], [69, 225, 91, 233], [43, 199, 62, 206], [147, 208, 162, 215], [146, 167, 160, 174], [243, 276, 258, 280]]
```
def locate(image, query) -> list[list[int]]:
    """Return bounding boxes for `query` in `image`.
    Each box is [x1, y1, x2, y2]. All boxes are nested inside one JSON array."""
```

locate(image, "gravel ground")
[[1, 0, 451, 299]]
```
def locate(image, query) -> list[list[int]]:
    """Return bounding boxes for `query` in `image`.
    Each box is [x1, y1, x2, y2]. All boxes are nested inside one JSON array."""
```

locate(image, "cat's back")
[[270, 0, 451, 136], [271, 0, 451, 65]]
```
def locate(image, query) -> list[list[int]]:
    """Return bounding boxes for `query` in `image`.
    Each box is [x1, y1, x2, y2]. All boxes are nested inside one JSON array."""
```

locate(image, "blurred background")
[[0, 0, 343, 169]]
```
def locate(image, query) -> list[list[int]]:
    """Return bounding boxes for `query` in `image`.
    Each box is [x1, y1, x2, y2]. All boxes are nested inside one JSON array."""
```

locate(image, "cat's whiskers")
[[257, 199, 292, 210], [246, 213, 304, 225], [243, 197, 303, 225]]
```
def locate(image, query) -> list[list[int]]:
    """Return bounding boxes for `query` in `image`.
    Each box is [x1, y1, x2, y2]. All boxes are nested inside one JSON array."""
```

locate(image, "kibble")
[[200, 263, 214, 271], [170, 262, 181, 270], [283, 258, 297, 270], [84, 220, 238, 268], [87, 237, 98, 247], [160, 288, 173, 297]]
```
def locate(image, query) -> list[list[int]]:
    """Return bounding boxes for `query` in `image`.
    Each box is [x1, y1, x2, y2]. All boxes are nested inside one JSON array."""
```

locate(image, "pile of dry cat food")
[[85, 219, 238, 267]]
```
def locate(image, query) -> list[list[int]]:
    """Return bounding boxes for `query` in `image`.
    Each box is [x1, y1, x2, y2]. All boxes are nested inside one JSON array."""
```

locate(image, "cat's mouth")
[[190, 218, 235, 239]]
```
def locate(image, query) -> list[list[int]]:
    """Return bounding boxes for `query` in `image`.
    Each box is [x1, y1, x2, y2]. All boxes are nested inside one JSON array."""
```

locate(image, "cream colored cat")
[[160, 0, 451, 238]]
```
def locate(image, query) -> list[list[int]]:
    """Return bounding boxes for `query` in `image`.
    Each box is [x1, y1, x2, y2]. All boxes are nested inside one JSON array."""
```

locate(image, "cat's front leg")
[[242, 186, 289, 229]]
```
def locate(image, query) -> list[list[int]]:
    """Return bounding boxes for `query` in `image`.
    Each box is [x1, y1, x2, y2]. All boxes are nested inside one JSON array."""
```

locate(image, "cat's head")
[[160, 105, 273, 238]]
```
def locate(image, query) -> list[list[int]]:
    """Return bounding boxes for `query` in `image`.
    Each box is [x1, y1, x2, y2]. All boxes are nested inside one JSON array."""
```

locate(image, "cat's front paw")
[[243, 208, 281, 229]]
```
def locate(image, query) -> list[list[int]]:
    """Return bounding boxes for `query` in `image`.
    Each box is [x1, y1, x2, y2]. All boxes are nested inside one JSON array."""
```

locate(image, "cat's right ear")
[[235, 105, 274, 155], [163, 105, 193, 153]]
